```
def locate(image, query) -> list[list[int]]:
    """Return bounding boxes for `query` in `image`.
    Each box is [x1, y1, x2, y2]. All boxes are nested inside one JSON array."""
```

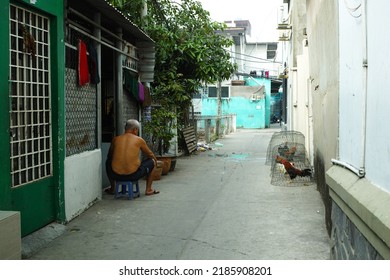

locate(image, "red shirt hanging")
[[78, 39, 90, 86]]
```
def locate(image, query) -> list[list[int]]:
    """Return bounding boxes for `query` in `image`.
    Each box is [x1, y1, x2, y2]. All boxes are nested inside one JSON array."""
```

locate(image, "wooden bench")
[[182, 126, 197, 154]]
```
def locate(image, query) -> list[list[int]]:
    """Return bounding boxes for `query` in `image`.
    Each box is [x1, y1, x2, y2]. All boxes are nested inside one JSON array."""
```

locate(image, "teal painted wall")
[[245, 77, 271, 128], [200, 78, 272, 129], [201, 97, 266, 128]]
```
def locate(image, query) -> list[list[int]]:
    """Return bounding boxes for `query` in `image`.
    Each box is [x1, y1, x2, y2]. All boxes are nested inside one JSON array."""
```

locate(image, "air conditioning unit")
[[250, 94, 261, 102]]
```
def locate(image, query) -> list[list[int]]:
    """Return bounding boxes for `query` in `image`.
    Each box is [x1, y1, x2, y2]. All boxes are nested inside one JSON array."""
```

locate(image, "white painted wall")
[[284, 0, 313, 163], [338, 0, 365, 171], [292, 43, 312, 162], [306, 0, 390, 193], [306, 0, 339, 173], [239, 43, 281, 77], [64, 150, 102, 222], [365, 0, 390, 192], [192, 98, 202, 115]]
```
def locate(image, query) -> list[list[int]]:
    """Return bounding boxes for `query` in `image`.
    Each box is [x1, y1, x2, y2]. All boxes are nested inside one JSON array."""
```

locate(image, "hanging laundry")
[[87, 42, 100, 84], [78, 39, 90, 86], [123, 69, 139, 102], [138, 82, 145, 103]]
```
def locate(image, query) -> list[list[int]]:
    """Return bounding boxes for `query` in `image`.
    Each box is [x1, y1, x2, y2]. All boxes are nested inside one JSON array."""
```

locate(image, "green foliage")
[[109, 0, 236, 88], [109, 0, 237, 150], [145, 0, 236, 84], [143, 106, 176, 155]]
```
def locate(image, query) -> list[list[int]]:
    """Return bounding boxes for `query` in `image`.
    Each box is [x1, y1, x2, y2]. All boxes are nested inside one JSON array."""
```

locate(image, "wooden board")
[[182, 126, 197, 154]]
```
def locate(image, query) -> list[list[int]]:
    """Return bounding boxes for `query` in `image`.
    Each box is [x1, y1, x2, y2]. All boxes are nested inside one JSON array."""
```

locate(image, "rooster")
[[275, 155, 312, 180], [278, 144, 297, 161]]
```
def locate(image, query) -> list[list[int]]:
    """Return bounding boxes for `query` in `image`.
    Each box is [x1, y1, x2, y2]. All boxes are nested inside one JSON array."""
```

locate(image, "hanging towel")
[[78, 39, 90, 86], [87, 42, 100, 84], [123, 69, 139, 101]]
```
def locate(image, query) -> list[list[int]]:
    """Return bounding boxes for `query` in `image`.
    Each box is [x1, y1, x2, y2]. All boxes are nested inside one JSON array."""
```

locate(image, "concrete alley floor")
[[27, 128, 330, 260]]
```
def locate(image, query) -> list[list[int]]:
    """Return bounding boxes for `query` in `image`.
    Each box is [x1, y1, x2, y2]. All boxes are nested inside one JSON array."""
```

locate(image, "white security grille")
[[9, 5, 52, 187]]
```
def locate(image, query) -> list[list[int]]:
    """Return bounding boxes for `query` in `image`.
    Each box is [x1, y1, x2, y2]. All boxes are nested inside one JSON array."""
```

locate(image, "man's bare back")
[[110, 133, 155, 175]]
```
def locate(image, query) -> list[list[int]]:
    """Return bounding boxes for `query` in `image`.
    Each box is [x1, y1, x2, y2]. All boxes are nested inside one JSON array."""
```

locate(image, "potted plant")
[[143, 106, 177, 174], [144, 106, 176, 155]]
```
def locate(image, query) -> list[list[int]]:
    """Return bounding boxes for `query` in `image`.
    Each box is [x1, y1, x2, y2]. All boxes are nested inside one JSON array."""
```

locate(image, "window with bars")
[[267, 43, 278, 60], [208, 86, 230, 98], [9, 5, 52, 187]]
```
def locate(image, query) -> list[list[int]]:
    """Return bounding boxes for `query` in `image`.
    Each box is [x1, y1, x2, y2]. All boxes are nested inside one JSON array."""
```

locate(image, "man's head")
[[125, 119, 140, 134]]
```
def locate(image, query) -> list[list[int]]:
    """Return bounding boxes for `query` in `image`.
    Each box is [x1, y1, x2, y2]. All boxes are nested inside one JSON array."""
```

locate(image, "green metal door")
[[9, 4, 56, 236]]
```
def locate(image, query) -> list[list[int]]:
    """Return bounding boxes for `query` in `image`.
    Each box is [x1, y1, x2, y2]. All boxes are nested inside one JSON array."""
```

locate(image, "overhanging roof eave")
[[68, 0, 154, 44]]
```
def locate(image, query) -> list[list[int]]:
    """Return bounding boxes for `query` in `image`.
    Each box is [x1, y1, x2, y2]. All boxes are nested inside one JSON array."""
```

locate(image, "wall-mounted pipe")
[[360, 0, 368, 176], [331, 159, 365, 178]]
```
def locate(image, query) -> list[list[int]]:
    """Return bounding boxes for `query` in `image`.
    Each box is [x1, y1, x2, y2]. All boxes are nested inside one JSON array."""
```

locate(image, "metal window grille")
[[9, 5, 52, 187], [208, 86, 230, 98], [65, 68, 97, 156], [65, 27, 97, 156]]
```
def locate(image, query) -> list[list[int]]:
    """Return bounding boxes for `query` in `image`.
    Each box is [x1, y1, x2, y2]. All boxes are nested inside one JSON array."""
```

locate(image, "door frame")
[[2, 0, 65, 237]]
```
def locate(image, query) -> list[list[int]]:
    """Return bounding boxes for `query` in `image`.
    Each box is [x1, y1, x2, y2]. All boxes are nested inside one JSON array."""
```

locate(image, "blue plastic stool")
[[114, 181, 140, 199]]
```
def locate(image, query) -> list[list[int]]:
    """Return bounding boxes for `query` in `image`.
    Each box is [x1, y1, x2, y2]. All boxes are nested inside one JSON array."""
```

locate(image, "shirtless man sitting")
[[105, 119, 160, 196]]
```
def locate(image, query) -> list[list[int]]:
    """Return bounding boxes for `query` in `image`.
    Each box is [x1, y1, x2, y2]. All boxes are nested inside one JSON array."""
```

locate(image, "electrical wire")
[[228, 50, 282, 64], [233, 56, 282, 64]]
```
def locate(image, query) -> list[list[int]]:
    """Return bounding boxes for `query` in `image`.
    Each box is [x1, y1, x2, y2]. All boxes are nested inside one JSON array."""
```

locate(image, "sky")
[[197, 0, 283, 42]]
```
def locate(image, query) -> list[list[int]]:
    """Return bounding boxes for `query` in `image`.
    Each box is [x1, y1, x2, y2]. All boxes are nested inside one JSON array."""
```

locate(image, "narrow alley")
[[26, 128, 330, 260]]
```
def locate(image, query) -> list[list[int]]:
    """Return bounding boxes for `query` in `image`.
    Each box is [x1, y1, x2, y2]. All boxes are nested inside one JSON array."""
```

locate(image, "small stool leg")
[[127, 182, 134, 200], [114, 182, 121, 199], [115, 181, 139, 200]]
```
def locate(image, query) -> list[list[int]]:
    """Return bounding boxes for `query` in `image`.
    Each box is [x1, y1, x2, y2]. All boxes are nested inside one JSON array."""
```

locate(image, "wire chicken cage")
[[267, 131, 314, 187], [265, 130, 305, 165]]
